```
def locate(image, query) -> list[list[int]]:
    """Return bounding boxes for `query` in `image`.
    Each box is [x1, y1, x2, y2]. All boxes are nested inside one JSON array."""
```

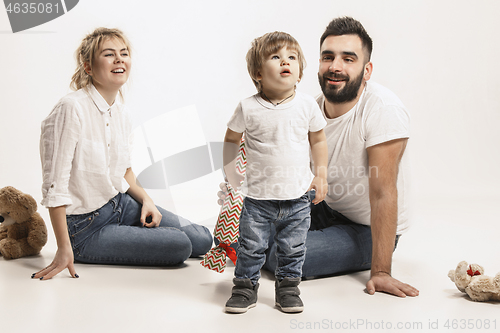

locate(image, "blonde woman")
[[34, 28, 212, 280]]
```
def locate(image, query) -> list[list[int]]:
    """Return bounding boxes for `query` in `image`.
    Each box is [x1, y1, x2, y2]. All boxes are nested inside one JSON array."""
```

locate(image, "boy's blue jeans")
[[221, 197, 401, 279], [234, 192, 312, 285], [67, 192, 213, 266]]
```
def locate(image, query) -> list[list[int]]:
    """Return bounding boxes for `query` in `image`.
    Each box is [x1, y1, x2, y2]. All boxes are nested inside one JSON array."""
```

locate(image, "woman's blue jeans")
[[67, 192, 213, 266]]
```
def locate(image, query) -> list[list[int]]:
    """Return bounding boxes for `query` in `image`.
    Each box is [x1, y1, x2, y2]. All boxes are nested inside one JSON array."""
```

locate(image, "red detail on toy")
[[219, 243, 237, 265], [467, 266, 481, 276]]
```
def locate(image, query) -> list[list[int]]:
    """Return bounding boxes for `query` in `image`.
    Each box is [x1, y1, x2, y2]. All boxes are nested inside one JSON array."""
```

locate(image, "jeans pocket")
[[67, 212, 97, 238], [298, 191, 312, 203]]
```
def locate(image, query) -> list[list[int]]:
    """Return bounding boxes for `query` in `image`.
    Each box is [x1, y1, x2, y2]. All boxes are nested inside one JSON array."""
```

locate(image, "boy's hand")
[[307, 176, 328, 204], [226, 171, 244, 193], [217, 182, 228, 205], [308, 129, 328, 204]]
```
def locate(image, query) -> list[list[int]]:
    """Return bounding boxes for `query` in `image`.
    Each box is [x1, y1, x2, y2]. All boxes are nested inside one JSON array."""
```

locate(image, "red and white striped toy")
[[200, 136, 246, 273]]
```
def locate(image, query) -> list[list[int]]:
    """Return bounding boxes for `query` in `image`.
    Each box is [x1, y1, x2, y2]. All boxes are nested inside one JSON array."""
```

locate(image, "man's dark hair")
[[320, 17, 373, 61]]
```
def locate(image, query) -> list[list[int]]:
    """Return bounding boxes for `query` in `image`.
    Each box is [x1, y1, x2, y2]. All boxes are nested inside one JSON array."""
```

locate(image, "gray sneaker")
[[225, 278, 259, 313], [275, 277, 304, 313]]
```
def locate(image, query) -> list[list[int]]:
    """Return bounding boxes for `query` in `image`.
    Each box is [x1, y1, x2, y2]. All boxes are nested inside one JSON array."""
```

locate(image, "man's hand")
[[366, 272, 419, 297], [366, 138, 418, 298]]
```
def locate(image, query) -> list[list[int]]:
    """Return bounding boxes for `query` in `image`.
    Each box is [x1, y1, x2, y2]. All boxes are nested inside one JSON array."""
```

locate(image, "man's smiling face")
[[318, 34, 371, 104]]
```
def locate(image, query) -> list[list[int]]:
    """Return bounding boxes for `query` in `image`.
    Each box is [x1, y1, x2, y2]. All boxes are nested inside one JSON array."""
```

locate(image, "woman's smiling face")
[[86, 37, 131, 93]]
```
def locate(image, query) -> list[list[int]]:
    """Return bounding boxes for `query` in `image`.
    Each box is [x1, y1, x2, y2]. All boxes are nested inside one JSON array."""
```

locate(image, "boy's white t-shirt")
[[317, 81, 411, 234], [228, 91, 326, 200]]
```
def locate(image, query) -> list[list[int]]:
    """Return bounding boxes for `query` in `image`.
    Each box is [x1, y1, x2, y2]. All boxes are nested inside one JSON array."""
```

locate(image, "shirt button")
[[50, 184, 54, 188], [106, 123, 109, 126], [108, 144, 110, 147]]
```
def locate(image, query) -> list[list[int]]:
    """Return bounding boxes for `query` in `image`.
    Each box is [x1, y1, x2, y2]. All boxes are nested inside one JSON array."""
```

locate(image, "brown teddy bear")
[[448, 261, 500, 302], [0, 186, 48, 259]]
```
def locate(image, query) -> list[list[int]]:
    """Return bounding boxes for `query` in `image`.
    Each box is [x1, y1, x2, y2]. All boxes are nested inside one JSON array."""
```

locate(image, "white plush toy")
[[448, 261, 500, 302]]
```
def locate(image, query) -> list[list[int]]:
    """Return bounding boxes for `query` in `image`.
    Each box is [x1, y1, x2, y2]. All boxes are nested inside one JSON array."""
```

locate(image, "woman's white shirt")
[[40, 84, 132, 215]]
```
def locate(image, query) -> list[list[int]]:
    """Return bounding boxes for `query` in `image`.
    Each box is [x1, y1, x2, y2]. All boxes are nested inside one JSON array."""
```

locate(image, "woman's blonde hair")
[[70, 27, 131, 91], [246, 31, 306, 92]]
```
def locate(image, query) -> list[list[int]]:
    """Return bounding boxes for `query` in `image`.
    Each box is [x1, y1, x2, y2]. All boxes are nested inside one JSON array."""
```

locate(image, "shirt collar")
[[254, 91, 298, 110], [87, 84, 112, 113]]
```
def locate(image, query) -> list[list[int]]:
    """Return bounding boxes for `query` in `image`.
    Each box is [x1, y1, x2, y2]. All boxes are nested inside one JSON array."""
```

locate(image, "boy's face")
[[256, 46, 300, 95]]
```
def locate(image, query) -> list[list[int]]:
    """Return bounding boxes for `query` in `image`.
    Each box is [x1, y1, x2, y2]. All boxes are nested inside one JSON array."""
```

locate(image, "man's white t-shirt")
[[317, 81, 411, 234], [228, 91, 326, 200]]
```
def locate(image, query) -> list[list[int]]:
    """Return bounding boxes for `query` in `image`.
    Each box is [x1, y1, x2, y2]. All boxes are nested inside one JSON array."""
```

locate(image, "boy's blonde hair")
[[246, 31, 306, 92], [70, 27, 131, 91]]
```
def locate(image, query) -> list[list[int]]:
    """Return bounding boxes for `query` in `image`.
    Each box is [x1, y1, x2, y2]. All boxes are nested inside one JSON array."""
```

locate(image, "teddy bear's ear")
[[18, 193, 37, 216], [1, 187, 37, 220]]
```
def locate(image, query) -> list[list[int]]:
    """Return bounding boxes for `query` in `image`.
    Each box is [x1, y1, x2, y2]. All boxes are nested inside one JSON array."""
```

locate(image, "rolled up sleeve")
[[40, 99, 81, 208]]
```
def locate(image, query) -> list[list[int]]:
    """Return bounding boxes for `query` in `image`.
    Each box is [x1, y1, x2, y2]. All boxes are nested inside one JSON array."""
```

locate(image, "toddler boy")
[[223, 31, 328, 313]]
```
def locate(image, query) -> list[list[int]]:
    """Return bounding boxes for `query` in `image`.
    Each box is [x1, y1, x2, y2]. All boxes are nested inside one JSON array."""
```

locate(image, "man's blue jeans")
[[235, 192, 311, 285], [263, 200, 400, 277], [67, 192, 213, 266]]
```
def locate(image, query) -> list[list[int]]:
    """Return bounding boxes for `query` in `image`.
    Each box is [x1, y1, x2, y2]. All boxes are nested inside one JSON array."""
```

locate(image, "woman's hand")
[[33, 206, 78, 280], [124, 168, 162, 227], [32, 246, 78, 280], [141, 199, 162, 227]]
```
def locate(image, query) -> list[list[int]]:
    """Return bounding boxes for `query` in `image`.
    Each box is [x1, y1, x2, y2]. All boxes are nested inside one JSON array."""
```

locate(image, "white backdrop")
[[1, 0, 499, 226]]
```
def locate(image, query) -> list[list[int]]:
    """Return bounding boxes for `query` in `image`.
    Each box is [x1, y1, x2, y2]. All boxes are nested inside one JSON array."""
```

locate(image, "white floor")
[[1, 195, 499, 333]]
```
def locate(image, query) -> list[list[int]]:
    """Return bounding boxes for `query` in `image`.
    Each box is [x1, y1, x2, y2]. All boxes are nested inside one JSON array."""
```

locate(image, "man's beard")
[[318, 69, 364, 104]]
